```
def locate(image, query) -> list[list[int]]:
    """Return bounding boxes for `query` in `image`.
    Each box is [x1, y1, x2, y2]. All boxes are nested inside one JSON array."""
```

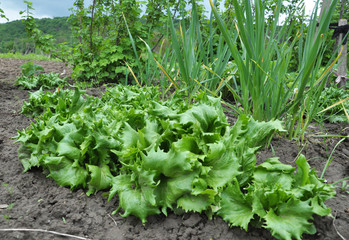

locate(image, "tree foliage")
[[0, 17, 72, 54], [17, 0, 211, 83]]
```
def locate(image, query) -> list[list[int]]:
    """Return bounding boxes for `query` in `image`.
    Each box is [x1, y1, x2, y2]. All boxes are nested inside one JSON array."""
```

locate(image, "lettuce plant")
[[21, 87, 76, 117], [16, 72, 67, 90], [219, 156, 335, 240], [15, 61, 67, 90], [15, 85, 335, 240]]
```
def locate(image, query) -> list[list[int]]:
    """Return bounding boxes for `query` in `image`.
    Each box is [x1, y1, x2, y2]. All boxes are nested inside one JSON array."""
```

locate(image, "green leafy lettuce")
[[218, 155, 335, 240], [15, 85, 335, 239], [16, 72, 67, 90], [21, 87, 77, 117]]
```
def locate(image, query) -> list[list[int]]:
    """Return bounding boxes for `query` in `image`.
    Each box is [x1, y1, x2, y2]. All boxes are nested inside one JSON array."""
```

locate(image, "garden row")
[[15, 85, 336, 240], [1, 0, 349, 239]]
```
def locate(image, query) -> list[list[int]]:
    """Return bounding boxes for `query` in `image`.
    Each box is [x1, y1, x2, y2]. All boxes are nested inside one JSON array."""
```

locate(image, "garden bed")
[[0, 58, 348, 240]]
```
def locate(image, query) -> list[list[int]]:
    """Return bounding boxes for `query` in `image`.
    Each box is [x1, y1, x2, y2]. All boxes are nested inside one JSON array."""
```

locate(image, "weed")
[[7, 203, 14, 210], [2, 183, 13, 195], [339, 181, 349, 194]]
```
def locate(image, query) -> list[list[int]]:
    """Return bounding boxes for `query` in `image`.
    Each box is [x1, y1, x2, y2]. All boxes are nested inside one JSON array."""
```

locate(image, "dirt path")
[[0, 58, 348, 240]]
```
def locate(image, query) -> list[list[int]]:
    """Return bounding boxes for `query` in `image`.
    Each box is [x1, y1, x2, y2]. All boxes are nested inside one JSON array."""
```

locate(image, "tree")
[[0, 2, 8, 21]]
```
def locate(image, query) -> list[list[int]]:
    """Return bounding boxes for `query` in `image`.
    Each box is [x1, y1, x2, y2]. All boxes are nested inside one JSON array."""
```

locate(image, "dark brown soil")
[[0, 58, 348, 240]]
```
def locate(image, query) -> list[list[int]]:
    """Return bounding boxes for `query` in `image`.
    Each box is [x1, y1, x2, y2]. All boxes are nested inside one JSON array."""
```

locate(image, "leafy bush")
[[19, 1, 198, 83], [15, 85, 335, 239]]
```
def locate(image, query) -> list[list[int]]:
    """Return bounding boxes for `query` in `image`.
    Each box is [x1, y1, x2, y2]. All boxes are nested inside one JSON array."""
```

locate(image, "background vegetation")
[[0, 17, 72, 53]]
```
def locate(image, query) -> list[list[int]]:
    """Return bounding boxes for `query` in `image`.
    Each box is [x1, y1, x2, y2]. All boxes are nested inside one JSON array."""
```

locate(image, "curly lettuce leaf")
[[109, 175, 160, 224], [177, 194, 212, 213], [86, 164, 113, 196], [253, 157, 295, 190], [264, 199, 316, 240], [155, 171, 199, 214], [218, 180, 254, 231], [141, 146, 193, 178], [231, 114, 285, 149], [204, 139, 240, 189], [43, 156, 88, 189]]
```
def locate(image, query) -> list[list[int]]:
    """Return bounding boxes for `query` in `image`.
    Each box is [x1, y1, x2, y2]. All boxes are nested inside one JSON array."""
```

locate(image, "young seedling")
[[2, 183, 13, 196], [340, 181, 349, 194]]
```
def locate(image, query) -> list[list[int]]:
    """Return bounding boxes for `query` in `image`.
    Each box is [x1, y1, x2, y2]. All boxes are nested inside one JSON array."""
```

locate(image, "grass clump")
[[0, 52, 58, 61]]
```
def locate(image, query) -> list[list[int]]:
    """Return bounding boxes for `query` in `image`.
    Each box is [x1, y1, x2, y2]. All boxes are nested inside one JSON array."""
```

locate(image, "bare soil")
[[0, 58, 348, 240]]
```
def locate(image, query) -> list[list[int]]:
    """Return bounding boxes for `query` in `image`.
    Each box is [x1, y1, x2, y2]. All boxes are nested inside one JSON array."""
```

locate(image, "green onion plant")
[[123, 10, 176, 99], [159, 0, 233, 101], [210, 0, 338, 140]]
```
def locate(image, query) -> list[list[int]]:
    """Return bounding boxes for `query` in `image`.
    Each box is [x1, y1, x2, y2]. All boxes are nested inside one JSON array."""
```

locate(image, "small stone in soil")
[[182, 214, 202, 227]]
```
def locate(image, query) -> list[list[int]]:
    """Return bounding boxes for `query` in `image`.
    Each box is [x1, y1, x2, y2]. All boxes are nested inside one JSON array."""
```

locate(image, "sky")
[[0, 0, 316, 24], [0, 0, 76, 23]]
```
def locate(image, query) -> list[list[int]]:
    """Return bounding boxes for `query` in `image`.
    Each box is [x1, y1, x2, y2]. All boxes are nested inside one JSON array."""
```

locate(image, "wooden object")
[[337, 19, 347, 89]]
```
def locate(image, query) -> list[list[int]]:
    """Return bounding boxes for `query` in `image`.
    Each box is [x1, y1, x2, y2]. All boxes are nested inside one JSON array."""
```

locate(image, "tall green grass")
[[126, 0, 234, 101], [210, 0, 338, 140], [160, 0, 238, 102], [123, 12, 175, 98]]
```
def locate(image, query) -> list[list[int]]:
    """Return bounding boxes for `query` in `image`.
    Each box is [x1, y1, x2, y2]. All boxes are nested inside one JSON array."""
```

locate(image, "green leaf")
[[231, 115, 285, 149], [177, 194, 211, 213], [86, 164, 113, 196], [109, 175, 160, 224], [43, 156, 88, 189], [53, 123, 77, 138], [138, 120, 161, 147], [57, 140, 81, 160], [155, 171, 198, 212], [136, 168, 159, 206], [204, 140, 240, 189], [19, 152, 40, 172], [245, 118, 285, 148], [236, 144, 258, 186], [118, 188, 161, 224], [120, 123, 139, 149], [294, 154, 310, 186], [218, 181, 254, 231], [149, 101, 177, 118], [180, 104, 226, 133], [310, 196, 332, 217], [264, 198, 316, 240], [94, 131, 119, 150], [191, 178, 217, 200], [252, 186, 290, 214], [253, 158, 295, 190], [70, 87, 87, 113], [141, 147, 192, 178], [80, 135, 93, 157]]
